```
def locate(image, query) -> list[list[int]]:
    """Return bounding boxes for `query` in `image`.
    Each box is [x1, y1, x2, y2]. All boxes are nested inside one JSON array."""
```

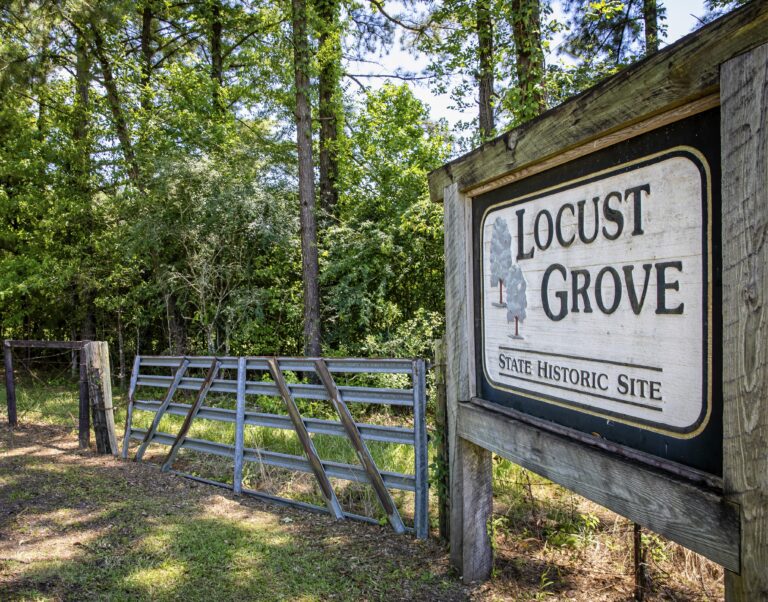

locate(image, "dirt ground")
[[0, 422, 723, 601]]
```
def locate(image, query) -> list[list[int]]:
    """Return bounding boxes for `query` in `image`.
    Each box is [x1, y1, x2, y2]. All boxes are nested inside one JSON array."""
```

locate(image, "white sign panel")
[[480, 148, 712, 437]]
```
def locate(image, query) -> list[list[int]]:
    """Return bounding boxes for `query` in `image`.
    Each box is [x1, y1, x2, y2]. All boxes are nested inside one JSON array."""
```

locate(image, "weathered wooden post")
[[429, 4, 767, 597], [84, 341, 118, 455], [720, 41, 768, 599], [78, 348, 90, 448], [444, 184, 492, 580], [3, 340, 17, 427], [433, 337, 450, 541]]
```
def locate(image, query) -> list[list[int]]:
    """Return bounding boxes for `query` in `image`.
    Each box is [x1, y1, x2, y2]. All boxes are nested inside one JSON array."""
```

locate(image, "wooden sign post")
[[430, 4, 768, 598]]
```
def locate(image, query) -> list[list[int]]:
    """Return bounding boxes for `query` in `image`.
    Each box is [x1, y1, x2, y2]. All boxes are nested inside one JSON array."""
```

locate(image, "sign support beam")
[[720, 41, 768, 601], [444, 183, 493, 581]]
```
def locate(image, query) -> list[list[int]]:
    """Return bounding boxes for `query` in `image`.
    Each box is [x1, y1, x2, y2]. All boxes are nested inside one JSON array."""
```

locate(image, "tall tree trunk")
[[510, 0, 546, 121], [317, 0, 341, 220], [165, 293, 187, 355], [211, 0, 224, 111], [292, 0, 322, 357], [73, 33, 90, 186], [477, 0, 495, 140], [74, 32, 97, 343], [643, 0, 659, 55], [88, 22, 141, 186], [140, 3, 154, 112]]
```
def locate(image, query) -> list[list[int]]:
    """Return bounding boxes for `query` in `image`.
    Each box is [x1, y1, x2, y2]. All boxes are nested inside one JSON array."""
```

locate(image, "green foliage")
[[323, 83, 449, 358], [561, 0, 667, 66], [3, 0, 737, 367]]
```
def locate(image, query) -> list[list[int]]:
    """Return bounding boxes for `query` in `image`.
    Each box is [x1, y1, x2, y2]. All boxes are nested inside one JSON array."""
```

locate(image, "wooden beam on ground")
[[3, 341, 17, 427], [720, 41, 768, 600], [84, 341, 118, 455], [458, 400, 740, 571], [315, 359, 406, 535], [161, 358, 221, 472], [427, 2, 768, 202], [135, 358, 189, 461], [267, 357, 345, 520]]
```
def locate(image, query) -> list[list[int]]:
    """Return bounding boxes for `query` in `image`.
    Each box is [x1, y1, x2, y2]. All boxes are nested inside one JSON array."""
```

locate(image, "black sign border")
[[472, 108, 723, 476]]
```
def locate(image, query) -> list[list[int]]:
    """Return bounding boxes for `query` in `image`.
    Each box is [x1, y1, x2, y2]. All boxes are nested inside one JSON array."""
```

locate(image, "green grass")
[[0, 421, 463, 601], [0, 377, 552, 529], [2, 377, 422, 523]]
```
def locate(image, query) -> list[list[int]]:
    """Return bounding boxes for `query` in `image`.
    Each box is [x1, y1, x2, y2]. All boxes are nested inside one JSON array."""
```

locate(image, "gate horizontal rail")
[[123, 355, 429, 538]]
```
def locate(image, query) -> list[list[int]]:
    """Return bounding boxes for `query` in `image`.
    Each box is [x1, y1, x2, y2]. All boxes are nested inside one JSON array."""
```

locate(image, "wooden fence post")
[[444, 183, 493, 581], [433, 337, 450, 541], [84, 341, 118, 455], [78, 349, 90, 449], [721, 42, 768, 601], [3, 341, 17, 427]]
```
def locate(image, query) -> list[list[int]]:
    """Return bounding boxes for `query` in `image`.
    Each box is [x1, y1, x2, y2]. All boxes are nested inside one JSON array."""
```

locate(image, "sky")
[[348, 0, 710, 131]]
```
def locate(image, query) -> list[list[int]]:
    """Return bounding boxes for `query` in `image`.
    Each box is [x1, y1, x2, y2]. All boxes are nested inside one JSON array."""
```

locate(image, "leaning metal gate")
[[122, 356, 428, 538]]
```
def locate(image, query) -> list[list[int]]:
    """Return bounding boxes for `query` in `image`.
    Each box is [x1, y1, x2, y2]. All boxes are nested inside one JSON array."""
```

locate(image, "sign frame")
[[471, 112, 722, 475], [429, 4, 768, 598]]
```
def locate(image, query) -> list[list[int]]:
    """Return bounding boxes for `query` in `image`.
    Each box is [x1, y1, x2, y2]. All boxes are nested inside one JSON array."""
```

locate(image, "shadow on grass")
[[0, 423, 464, 602]]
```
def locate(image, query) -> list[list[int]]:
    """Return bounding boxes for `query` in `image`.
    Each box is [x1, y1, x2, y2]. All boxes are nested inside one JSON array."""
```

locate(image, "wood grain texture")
[[465, 94, 717, 199], [444, 184, 493, 579], [458, 401, 740, 571], [428, 2, 768, 202], [78, 353, 90, 449], [84, 341, 118, 456], [720, 42, 768, 600], [433, 337, 450, 541]]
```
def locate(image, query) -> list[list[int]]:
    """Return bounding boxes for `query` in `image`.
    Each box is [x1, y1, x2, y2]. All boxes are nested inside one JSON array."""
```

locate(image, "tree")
[[562, 0, 667, 67], [316, 0, 343, 219], [507, 0, 547, 122], [323, 84, 449, 356], [291, 0, 322, 357]]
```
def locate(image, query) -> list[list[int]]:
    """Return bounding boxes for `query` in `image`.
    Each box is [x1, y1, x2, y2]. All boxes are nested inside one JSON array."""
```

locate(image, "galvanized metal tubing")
[[123, 355, 430, 538]]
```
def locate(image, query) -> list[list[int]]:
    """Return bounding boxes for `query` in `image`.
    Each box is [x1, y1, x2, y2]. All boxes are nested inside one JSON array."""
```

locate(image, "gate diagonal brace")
[[314, 359, 406, 534], [161, 358, 222, 472], [122, 355, 142, 459], [267, 357, 345, 520], [135, 358, 190, 461]]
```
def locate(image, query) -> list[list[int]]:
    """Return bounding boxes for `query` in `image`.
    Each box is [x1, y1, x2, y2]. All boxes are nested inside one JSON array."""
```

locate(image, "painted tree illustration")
[[506, 264, 528, 338], [489, 217, 512, 306]]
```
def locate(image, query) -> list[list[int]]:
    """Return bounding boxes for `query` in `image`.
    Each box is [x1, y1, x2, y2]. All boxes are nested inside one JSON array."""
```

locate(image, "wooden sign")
[[432, 8, 768, 594], [472, 111, 722, 475]]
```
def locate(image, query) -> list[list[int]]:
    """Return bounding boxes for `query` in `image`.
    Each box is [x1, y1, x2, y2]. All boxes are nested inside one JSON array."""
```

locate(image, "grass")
[[2, 374, 726, 600], [0, 422, 462, 601]]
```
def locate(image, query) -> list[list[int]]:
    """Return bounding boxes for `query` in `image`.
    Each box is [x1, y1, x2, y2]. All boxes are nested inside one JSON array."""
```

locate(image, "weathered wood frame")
[[431, 4, 768, 597], [3, 339, 118, 455]]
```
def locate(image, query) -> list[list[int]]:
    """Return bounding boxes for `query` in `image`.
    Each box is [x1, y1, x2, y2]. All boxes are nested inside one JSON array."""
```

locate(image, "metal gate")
[[122, 355, 428, 538]]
